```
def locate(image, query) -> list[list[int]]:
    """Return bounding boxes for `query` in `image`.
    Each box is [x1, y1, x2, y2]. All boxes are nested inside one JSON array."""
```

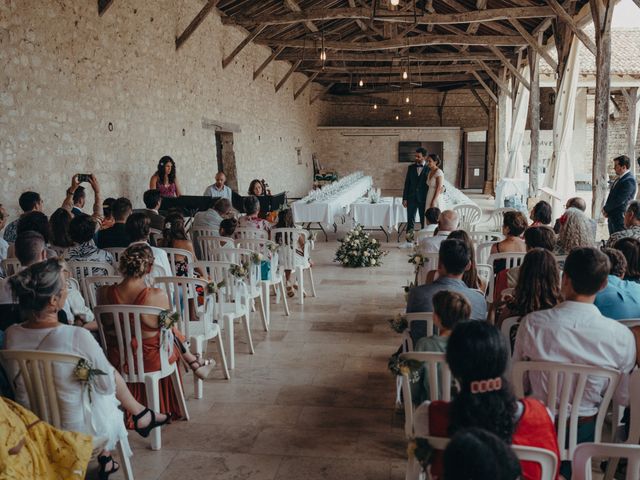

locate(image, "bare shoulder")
[[145, 287, 171, 309]]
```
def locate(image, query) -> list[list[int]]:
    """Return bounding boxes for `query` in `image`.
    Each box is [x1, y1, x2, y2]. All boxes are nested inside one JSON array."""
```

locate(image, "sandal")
[[132, 407, 172, 438], [286, 286, 295, 298], [98, 454, 120, 480], [189, 354, 215, 380]]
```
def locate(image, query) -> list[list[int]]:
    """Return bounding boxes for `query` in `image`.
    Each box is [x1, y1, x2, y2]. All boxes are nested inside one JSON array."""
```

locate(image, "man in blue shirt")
[[595, 248, 640, 319]]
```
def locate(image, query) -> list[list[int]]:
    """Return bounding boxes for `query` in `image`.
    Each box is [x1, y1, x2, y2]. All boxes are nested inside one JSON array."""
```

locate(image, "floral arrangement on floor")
[[405, 230, 415, 243], [334, 225, 387, 268], [388, 313, 408, 333]]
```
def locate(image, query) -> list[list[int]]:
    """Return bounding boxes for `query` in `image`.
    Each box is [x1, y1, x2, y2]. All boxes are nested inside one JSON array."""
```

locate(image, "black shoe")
[[97, 455, 119, 480], [132, 407, 172, 438]]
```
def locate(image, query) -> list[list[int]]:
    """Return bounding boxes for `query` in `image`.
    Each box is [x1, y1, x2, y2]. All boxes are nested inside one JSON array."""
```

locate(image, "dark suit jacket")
[[604, 172, 637, 215], [95, 223, 131, 249], [133, 208, 165, 232], [402, 163, 429, 205]]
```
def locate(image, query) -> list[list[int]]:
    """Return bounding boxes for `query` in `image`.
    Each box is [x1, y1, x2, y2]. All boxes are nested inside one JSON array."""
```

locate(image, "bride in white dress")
[[425, 154, 445, 210]]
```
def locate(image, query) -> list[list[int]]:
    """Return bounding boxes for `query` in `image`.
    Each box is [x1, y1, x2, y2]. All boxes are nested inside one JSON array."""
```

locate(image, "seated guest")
[[490, 211, 527, 257], [65, 214, 114, 274], [96, 197, 132, 248], [595, 248, 640, 320], [237, 195, 272, 236], [607, 200, 640, 247], [443, 428, 522, 480], [530, 200, 552, 227], [204, 171, 232, 200], [407, 239, 487, 342], [414, 321, 560, 480], [9, 211, 57, 260], [614, 237, 640, 283], [150, 156, 181, 198], [192, 197, 232, 249], [505, 226, 556, 288], [3, 191, 44, 243], [133, 189, 165, 232], [411, 291, 470, 405], [555, 207, 595, 255], [553, 197, 590, 234], [496, 248, 562, 332], [49, 208, 74, 255], [99, 197, 116, 230], [424, 207, 441, 234], [513, 247, 636, 478], [219, 218, 238, 244], [5, 258, 171, 478], [418, 210, 458, 254], [71, 186, 85, 216], [126, 212, 172, 281], [248, 179, 267, 196], [96, 245, 213, 424], [61, 175, 103, 222], [158, 212, 200, 277]]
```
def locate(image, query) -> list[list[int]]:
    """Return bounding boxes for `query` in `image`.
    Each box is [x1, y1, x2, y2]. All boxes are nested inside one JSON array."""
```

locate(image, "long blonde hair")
[[557, 208, 594, 253]]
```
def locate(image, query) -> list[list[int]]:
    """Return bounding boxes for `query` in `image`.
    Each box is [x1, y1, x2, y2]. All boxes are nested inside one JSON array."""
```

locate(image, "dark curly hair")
[[156, 156, 176, 184], [162, 211, 188, 246], [446, 321, 517, 443], [49, 208, 74, 248], [531, 200, 552, 225], [508, 248, 562, 316], [17, 211, 50, 244], [614, 237, 640, 281]]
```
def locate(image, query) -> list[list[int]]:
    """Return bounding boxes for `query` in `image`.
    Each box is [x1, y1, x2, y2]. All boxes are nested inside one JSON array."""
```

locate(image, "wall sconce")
[[108, 122, 113, 132]]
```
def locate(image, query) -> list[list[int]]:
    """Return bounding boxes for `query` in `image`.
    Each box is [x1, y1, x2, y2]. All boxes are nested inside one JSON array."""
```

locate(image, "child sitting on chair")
[[275, 209, 313, 297], [218, 218, 238, 248]]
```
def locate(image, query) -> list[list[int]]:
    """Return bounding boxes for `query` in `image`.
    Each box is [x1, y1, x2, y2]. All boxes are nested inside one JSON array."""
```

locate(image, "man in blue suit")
[[603, 155, 637, 235], [402, 147, 429, 234]]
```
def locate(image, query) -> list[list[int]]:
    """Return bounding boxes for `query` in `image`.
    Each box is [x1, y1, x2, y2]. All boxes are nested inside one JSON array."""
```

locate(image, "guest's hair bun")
[[9, 258, 64, 312], [119, 244, 155, 278]]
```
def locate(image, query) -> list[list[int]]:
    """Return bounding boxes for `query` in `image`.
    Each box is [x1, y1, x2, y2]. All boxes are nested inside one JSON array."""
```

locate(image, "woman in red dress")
[[413, 321, 560, 480]]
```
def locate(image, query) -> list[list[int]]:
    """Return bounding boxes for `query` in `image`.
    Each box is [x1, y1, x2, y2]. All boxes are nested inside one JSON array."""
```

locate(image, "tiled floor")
[[105, 234, 413, 479]]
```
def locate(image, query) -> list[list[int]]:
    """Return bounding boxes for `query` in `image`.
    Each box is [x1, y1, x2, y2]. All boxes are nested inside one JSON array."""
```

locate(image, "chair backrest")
[[190, 227, 219, 240], [452, 203, 482, 231], [618, 318, 640, 329], [488, 207, 517, 230], [272, 228, 310, 270], [234, 227, 268, 240], [83, 275, 122, 310], [399, 352, 451, 437], [235, 238, 277, 256], [573, 443, 640, 480], [104, 247, 126, 263], [512, 360, 621, 461], [197, 235, 235, 260], [486, 253, 525, 302], [476, 264, 493, 295], [1, 257, 22, 277], [406, 312, 434, 339], [468, 231, 505, 244], [500, 316, 521, 357], [149, 228, 162, 245], [67, 260, 115, 307], [160, 247, 194, 277], [0, 349, 82, 429], [93, 304, 171, 382], [415, 253, 440, 285], [476, 241, 498, 265], [414, 229, 435, 244]]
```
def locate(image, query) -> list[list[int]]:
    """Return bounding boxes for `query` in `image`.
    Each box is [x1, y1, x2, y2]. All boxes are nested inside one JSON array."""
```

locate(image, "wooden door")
[[464, 140, 486, 189]]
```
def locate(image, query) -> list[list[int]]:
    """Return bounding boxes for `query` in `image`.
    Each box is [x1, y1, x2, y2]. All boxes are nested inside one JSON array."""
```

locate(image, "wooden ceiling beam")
[[222, 26, 266, 69], [305, 63, 493, 74], [253, 46, 285, 80], [313, 73, 476, 84], [98, 0, 115, 16], [221, 6, 555, 28], [470, 85, 489, 115], [294, 72, 320, 99], [471, 71, 498, 103], [547, 0, 597, 55], [508, 18, 558, 70], [275, 59, 302, 92], [278, 52, 502, 62], [283, 0, 319, 33], [175, 0, 219, 50], [258, 35, 528, 50], [475, 60, 512, 94], [489, 46, 530, 90]]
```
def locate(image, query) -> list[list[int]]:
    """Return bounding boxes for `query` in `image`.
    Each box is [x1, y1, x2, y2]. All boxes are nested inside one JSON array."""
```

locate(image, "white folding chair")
[[197, 235, 235, 261], [468, 231, 505, 244], [1, 257, 21, 276], [194, 260, 253, 370], [93, 305, 190, 450], [574, 443, 640, 480], [487, 207, 517, 231], [453, 203, 482, 231], [512, 360, 621, 462], [402, 312, 435, 352], [160, 247, 195, 277], [83, 275, 122, 310], [149, 228, 162, 246], [414, 253, 439, 286], [0, 349, 134, 479], [234, 227, 268, 241], [105, 247, 126, 264], [606, 369, 640, 479], [272, 228, 316, 305], [67, 260, 115, 308], [190, 227, 219, 240], [486, 253, 525, 303], [154, 276, 230, 398]]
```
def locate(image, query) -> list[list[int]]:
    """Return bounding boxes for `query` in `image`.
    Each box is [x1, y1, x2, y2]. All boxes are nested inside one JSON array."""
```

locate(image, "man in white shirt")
[[418, 210, 458, 254], [203, 172, 233, 201], [125, 212, 172, 281], [513, 247, 637, 428]]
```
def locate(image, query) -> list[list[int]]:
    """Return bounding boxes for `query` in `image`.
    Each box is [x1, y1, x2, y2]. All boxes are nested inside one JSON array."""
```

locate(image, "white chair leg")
[[274, 283, 281, 304], [215, 334, 230, 379], [189, 336, 204, 400], [296, 266, 304, 305], [280, 277, 290, 316], [225, 315, 235, 370], [306, 267, 317, 297], [170, 367, 190, 421], [116, 441, 135, 480], [243, 314, 255, 354], [261, 282, 270, 331], [406, 455, 422, 480], [144, 377, 162, 451]]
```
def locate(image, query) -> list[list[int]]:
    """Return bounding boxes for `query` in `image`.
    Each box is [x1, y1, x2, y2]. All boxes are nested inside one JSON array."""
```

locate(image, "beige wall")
[[0, 0, 327, 214]]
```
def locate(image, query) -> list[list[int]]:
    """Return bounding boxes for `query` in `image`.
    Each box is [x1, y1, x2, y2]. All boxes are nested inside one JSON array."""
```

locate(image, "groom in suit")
[[402, 147, 429, 233], [603, 155, 637, 234]]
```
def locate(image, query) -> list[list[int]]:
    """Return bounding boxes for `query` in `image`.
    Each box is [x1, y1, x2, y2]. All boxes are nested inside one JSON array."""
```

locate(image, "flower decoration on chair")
[[387, 356, 423, 378], [250, 252, 264, 265], [403, 282, 415, 302], [74, 358, 107, 403], [388, 313, 408, 333], [158, 309, 180, 329], [334, 225, 387, 268], [205, 280, 226, 295], [266, 243, 279, 253], [408, 437, 436, 472], [229, 262, 249, 279]]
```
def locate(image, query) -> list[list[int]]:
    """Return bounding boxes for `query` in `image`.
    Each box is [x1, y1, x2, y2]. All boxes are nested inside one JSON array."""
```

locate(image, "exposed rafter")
[[489, 46, 530, 90], [253, 46, 285, 80], [547, 0, 597, 55], [98, 0, 114, 16], [294, 72, 320, 100], [276, 52, 503, 62], [508, 18, 558, 71], [176, 0, 219, 50], [276, 60, 302, 92], [222, 26, 266, 69]]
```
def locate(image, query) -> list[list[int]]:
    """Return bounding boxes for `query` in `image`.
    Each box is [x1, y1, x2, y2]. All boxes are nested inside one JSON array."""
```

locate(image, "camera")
[[77, 174, 91, 183]]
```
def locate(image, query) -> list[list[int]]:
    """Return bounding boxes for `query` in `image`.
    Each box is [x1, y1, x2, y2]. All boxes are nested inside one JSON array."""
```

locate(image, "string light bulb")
[[402, 70, 408, 80], [395, 114, 400, 120], [390, 0, 400, 5], [373, 103, 378, 110], [408, 110, 412, 116], [405, 96, 410, 103], [320, 50, 326, 61], [358, 79, 364, 87]]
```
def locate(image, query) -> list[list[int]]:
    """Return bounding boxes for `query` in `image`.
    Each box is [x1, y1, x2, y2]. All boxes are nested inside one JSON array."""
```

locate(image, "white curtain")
[[542, 37, 581, 219], [504, 66, 530, 180]]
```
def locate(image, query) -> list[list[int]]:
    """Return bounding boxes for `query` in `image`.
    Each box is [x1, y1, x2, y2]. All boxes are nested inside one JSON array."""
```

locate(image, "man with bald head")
[[418, 210, 459, 253], [203, 171, 232, 201]]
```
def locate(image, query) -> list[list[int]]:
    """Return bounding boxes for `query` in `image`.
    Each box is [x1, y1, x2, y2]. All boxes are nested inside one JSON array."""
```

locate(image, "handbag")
[[260, 260, 271, 281]]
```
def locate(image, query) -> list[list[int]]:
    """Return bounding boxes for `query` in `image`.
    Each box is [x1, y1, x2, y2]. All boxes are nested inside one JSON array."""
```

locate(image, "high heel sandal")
[[98, 454, 120, 480], [188, 353, 215, 380], [132, 407, 172, 438]]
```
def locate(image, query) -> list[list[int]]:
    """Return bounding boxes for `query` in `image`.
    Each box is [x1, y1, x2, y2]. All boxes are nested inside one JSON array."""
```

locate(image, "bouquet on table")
[[334, 225, 387, 268]]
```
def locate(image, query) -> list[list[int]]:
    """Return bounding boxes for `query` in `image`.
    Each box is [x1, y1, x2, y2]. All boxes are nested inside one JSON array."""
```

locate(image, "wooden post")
[[528, 44, 541, 198], [622, 88, 639, 176], [590, 0, 614, 220], [496, 88, 510, 183], [484, 101, 497, 195]]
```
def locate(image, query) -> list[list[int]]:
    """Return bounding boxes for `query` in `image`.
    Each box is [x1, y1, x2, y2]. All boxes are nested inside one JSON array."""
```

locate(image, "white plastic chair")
[[618, 319, 640, 328], [453, 203, 482, 231], [488, 207, 517, 230], [154, 276, 230, 398], [606, 369, 640, 479], [83, 275, 122, 310], [193, 260, 253, 370], [149, 228, 162, 245], [574, 443, 640, 480], [500, 316, 521, 357], [475, 241, 498, 265], [414, 230, 435, 244], [93, 305, 190, 450], [512, 360, 621, 461], [190, 227, 219, 240], [160, 247, 195, 277], [105, 247, 126, 264], [234, 227, 268, 241], [402, 312, 434, 352], [414, 253, 439, 286], [476, 264, 493, 295], [468, 231, 505, 244], [0, 349, 134, 479], [272, 228, 316, 305], [1, 257, 21, 276], [555, 255, 568, 269], [486, 253, 525, 303], [197, 235, 235, 260], [67, 260, 116, 308]]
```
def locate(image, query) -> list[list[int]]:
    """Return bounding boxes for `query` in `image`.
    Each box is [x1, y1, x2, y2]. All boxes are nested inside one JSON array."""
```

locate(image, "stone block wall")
[[0, 0, 327, 214]]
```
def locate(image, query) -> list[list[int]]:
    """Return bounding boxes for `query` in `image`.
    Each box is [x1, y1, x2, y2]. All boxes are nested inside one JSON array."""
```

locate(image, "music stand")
[[232, 192, 288, 214], [160, 196, 216, 230]]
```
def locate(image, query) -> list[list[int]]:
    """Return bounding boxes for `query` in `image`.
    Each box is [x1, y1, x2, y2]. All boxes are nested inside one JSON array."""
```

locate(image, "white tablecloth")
[[292, 176, 373, 224], [350, 197, 394, 229]]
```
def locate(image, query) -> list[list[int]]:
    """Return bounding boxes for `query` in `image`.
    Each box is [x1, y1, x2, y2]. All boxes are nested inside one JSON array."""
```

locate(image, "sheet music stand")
[[159, 196, 216, 230], [232, 192, 287, 214]]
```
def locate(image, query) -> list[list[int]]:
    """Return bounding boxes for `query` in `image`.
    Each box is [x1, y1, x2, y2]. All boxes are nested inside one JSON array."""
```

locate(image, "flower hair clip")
[[470, 377, 502, 394], [164, 222, 172, 229]]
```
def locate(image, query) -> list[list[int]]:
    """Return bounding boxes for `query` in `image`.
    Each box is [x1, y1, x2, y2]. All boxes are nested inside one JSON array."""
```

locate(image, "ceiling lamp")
[[405, 96, 410, 103], [373, 103, 378, 110], [402, 70, 408, 80], [359, 79, 364, 87], [408, 110, 412, 116], [319, 50, 326, 61], [395, 114, 400, 120], [390, 0, 400, 5]]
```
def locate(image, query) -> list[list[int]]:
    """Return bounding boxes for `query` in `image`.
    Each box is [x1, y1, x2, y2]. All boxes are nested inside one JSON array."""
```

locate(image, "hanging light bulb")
[[358, 79, 364, 87], [390, 0, 400, 5], [408, 110, 412, 116], [402, 70, 408, 80], [373, 103, 378, 110], [395, 114, 400, 120], [405, 96, 410, 103], [319, 49, 326, 61]]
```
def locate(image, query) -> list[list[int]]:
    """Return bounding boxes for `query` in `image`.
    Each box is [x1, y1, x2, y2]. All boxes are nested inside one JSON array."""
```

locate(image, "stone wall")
[[0, 0, 327, 214]]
